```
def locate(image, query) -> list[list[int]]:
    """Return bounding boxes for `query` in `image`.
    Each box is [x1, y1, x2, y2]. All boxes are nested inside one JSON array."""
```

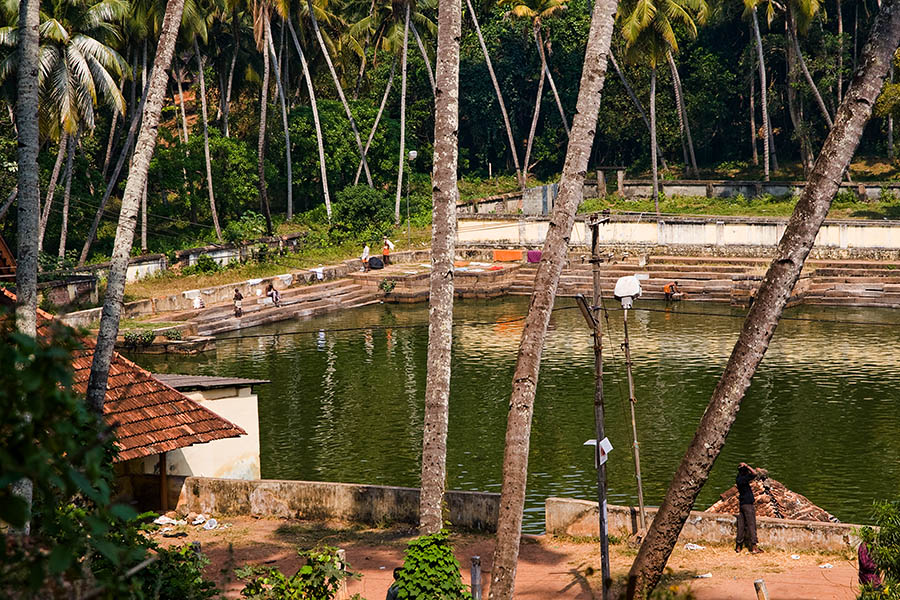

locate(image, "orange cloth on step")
[[493, 249, 523, 262]]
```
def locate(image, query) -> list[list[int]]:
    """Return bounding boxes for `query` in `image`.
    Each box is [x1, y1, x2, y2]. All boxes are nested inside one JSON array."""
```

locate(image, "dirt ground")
[[156, 516, 859, 599]]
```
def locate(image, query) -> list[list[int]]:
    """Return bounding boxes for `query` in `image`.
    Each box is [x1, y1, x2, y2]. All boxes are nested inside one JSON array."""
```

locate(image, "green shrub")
[[238, 546, 361, 599], [123, 330, 156, 348], [224, 211, 267, 244], [183, 254, 221, 276], [393, 529, 471, 600], [379, 279, 396, 294], [163, 328, 183, 341], [858, 501, 900, 599], [331, 185, 394, 241], [138, 544, 219, 600]]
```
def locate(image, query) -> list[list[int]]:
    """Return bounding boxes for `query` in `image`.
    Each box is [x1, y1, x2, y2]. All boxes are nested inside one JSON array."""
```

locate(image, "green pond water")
[[134, 297, 900, 533]]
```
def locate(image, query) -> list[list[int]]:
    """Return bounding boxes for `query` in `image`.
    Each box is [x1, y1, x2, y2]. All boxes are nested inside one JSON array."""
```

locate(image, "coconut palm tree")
[[618, 0, 707, 210], [501, 0, 568, 179], [1, 0, 127, 258], [627, 3, 900, 596], [488, 0, 619, 595], [86, 0, 188, 414], [745, 0, 772, 179], [465, 0, 524, 189]]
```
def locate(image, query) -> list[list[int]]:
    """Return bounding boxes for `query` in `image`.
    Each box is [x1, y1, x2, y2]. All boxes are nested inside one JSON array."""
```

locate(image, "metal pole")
[[589, 219, 611, 600], [470, 555, 482, 600], [754, 579, 770, 600], [622, 312, 647, 532]]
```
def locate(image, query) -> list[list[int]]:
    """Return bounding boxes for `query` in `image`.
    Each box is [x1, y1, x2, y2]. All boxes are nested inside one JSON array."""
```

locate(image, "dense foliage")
[[0, 316, 219, 598], [237, 546, 362, 599], [0, 0, 896, 259], [859, 501, 900, 599]]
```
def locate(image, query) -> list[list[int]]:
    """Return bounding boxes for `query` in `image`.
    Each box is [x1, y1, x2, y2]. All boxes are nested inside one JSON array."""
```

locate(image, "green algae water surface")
[[135, 297, 900, 533]]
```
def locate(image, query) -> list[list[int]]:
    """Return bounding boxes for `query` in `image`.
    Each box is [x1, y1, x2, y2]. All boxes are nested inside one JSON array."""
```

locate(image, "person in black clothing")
[[385, 567, 402, 600], [736, 462, 763, 554]]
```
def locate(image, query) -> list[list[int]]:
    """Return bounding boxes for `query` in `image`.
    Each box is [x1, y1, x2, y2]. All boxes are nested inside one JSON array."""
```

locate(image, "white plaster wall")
[[458, 218, 900, 250], [137, 386, 261, 480]]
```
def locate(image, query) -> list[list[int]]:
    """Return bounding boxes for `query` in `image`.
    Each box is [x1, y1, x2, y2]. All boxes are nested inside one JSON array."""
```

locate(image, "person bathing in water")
[[664, 281, 684, 302]]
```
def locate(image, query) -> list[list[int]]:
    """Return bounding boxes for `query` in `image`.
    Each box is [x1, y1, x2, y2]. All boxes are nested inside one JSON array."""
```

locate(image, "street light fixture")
[[406, 150, 417, 248]]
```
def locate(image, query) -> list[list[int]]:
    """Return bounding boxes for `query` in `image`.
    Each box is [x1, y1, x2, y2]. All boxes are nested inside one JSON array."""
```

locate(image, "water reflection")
[[134, 298, 900, 532]]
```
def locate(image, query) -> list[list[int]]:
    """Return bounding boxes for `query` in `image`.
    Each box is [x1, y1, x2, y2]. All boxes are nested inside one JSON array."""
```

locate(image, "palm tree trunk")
[[466, 0, 524, 189], [785, 19, 814, 174], [667, 52, 698, 177], [141, 41, 149, 252], [626, 4, 900, 596], [534, 25, 569, 136], [80, 72, 152, 265], [265, 17, 293, 220], [59, 134, 75, 260], [891, 68, 895, 157], [418, 0, 460, 537], [787, 9, 834, 128], [12, 0, 40, 534], [307, 0, 374, 188], [223, 9, 239, 138], [488, 0, 618, 595], [355, 55, 397, 185], [410, 21, 435, 94], [751, 7, 770, 180], [173, 66, 196, 222], [102, 79, 125, 182], [650, 66, 659, 209], [287, 18, 332, 219], [524, 68, 546, 181], [749, 45, 759, 166], [257, 20, 274, 235], [194, 38, 224, 240], [38, 133, 69, 252], [395, 2, 411, 225], [86, 0, 187, 415], [609, 52, 669, 170], [1, 187, 17, 221], [837, 0, 843, 105]]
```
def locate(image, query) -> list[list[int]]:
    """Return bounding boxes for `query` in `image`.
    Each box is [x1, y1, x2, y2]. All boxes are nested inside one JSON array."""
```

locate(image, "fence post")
[[754, 579, 770, 600], [471, 556, 482, 600]]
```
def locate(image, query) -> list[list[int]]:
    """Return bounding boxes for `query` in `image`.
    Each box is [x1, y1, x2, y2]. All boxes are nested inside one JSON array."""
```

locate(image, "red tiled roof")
[[2, 289, 246, 462], [706, 474, 839, 523]]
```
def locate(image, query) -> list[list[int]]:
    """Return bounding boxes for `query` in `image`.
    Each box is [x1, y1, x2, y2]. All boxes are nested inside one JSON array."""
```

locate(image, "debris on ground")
[[685, 543, 706, 551]]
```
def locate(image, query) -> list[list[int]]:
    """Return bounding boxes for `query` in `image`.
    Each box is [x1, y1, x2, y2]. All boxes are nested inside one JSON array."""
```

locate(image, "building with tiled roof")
[[0, 234, 15, 282], [706, 473, 839, 523], [1, 290, 255, 509]]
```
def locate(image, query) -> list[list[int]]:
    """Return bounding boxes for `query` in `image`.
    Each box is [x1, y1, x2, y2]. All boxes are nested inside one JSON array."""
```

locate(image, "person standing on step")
[[361, 244, 371, 272], [736, 462, 763, 554], [233, 289, 243, 318], [382, 237, 394, 266]]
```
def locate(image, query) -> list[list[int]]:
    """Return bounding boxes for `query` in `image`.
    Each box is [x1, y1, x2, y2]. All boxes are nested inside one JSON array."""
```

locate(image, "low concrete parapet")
[[545, 497, 859, 551], [177, 477, 500, 532]]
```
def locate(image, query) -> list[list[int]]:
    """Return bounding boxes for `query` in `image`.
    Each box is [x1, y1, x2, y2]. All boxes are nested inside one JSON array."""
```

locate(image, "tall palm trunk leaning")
[[307, 0, 374, 187], [257, 17, 274, 235], [523, 68, 546, 180], [418, 0, 460, 536], [12, 0, 41, 535], [608, 52, 668, 170], [394, 2, 411, 225], [355, 55, 397, 185], [141, 41, 149, 251], [80, 78, 150, 265], [223, 10, 239, 138], [38, 134, 69, 253], [667, 52, 698, 177], [263, 18, 292, 220], [837, 0, 843, 105], [59, 136, 75, 259], [195, 38, 224, 240], [750, 6, 770, 180], [626, 2, 900, 596], [410, 21, 436, 94], [534, 24, 569, 134], [466, 0, 524, 189], [786, 8, 833, 128], [749, 46, 758, 166], [86, 0, 188, 414], [287, 18, 332, 219], [488, 0, 618, 596]]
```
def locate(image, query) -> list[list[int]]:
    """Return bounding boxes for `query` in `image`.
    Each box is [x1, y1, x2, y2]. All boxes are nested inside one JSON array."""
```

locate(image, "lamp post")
[[406, 150, 417, 248], [613, 274, 647, 534]]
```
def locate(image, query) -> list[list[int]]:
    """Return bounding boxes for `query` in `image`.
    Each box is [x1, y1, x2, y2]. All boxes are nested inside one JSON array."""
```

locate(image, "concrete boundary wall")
[[546, 497, 860, 551], [458, 215, 900, 253], [176, 477, 500, 532]]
